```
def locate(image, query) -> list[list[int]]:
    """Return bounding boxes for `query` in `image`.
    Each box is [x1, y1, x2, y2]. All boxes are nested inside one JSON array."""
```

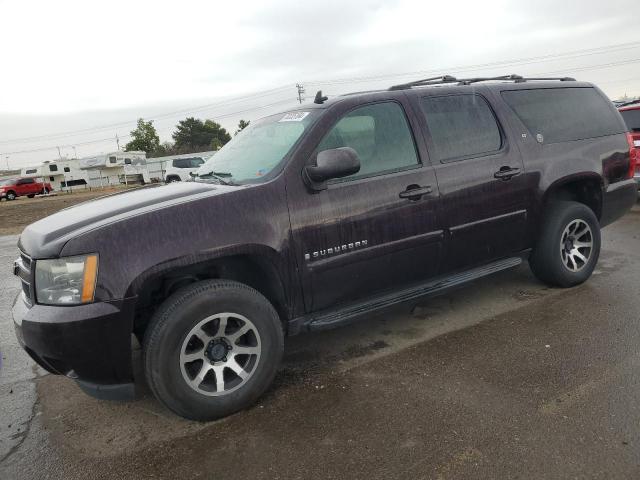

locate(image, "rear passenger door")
[[414, 92, 531, 271]]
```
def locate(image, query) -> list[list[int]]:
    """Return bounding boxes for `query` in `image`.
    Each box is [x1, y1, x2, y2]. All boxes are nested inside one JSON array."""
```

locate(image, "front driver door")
[[288, 99, 444, 312]]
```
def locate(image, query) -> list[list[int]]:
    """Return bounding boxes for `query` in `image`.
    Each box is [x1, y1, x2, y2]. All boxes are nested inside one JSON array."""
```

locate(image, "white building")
[[79, 151, 149, 187], [21, 158, 86, 191], [21, 151, 150, 191]]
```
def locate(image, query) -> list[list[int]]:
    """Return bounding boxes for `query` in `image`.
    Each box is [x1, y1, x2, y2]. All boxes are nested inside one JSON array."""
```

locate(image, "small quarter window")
[[421, 94, 502, 162]]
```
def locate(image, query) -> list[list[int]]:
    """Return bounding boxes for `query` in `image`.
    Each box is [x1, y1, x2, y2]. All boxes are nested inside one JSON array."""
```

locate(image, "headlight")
[[35, 254, 98, 305]]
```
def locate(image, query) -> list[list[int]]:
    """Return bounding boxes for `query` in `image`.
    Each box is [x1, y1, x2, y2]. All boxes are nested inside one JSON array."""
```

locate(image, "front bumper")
[[12, 293, 136, 400]]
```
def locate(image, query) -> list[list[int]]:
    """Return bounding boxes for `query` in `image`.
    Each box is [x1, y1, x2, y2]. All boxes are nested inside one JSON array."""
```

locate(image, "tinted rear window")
[[421, 94, 502, 161], [620, 108, 640, 132], [502, 87, 623, 144]]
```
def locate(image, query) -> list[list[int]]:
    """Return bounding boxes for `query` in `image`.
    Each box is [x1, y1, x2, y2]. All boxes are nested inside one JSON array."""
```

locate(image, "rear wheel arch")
[[540, 174, 604, 222]]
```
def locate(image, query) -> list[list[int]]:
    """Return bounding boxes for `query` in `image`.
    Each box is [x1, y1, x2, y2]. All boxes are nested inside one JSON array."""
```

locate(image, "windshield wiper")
[[195, 171, 237, 186]]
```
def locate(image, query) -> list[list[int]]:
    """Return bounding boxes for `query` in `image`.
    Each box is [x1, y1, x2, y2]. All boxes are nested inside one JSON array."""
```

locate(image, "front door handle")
[[494, 167, 521, 180], [399, 185, 433, 200]]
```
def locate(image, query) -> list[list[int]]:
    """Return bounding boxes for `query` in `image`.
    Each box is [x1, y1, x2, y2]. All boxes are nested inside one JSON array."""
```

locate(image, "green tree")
[[125, 118, 160, 154], [172, 117, 231, 152], [235, 119, 250, 135]]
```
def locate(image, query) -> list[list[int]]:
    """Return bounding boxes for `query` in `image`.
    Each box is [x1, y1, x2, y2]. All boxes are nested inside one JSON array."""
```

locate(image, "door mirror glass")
[[304, 147, 360, 186]]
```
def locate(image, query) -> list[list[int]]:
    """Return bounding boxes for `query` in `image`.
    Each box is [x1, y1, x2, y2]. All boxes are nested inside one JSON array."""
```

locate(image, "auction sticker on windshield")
[[279, 111, 310, 122]]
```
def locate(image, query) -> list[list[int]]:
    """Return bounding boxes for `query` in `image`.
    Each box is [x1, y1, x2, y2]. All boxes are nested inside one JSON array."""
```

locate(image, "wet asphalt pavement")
[[1, 204, 640, 479]]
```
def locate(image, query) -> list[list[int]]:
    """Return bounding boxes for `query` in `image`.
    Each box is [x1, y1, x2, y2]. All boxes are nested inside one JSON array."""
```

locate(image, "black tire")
[[42, 188, 50, 194], [143, 280, 284, 421], [165, 176, 180, 183], [529, 201, 601, 287], [6, 191, 16, 201]]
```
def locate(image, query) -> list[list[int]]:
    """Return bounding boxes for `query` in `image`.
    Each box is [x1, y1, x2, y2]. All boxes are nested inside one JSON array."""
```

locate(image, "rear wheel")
[[143, 280, 284, 421], [529, 201, 600, 287]]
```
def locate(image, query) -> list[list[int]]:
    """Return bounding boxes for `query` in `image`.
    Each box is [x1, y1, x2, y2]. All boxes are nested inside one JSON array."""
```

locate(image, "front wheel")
[[529, 201, 601, 287], [6, 191, 16, 201], [143, 280, 284, 421]]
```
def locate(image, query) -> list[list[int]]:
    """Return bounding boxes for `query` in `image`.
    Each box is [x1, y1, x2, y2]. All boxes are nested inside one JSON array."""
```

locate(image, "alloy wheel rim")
[[559, 219, 593, 272], [179, 312, 261, 396]]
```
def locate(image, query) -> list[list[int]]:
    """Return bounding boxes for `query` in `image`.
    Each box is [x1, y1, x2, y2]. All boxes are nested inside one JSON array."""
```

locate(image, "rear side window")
[[620, 108, 640, 132], [317, 102, 419, 179], [502, 87, 623, 144], [421, 94, 502, 162]]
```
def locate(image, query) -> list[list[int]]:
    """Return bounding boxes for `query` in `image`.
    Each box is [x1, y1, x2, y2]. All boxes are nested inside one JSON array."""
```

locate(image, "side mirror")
[[304, 147, 360, 189]]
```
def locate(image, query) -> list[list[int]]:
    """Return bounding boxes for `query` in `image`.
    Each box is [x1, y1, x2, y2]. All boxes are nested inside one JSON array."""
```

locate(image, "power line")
[[304, 41, 640, 86], [0, 84, 294, 146], [1, 97, 299, 156]]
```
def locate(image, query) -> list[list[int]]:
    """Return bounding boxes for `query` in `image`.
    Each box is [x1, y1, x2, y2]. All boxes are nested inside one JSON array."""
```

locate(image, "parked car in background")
[[13, 75, 637, 421], [618, 100, 640, 188], [0, 177, 52, 201], [164, 157, 205, 182]]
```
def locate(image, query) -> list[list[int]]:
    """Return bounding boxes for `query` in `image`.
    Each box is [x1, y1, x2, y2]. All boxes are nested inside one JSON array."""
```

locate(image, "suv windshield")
[[197, 110, 319, 184], [0, 179, 15, 186]]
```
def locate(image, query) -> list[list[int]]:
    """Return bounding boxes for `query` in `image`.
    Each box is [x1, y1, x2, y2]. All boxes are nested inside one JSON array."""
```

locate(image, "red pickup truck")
[[0, 177, 52, 201]]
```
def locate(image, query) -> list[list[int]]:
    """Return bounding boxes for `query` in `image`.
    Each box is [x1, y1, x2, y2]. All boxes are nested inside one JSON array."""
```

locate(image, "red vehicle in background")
[[0, 177, 52, 201], [618, 100, 640, 189]]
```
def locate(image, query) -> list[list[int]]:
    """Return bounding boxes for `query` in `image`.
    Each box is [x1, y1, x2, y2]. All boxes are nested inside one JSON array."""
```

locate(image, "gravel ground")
[[0, 187, 138, 235]]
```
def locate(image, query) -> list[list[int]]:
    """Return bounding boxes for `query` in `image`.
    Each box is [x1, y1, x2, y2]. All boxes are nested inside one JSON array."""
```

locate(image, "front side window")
[[317, 102, 419, 180], [197, 110, 319, 184], [20, 178, 34, 184], [421, 94, 502, 162]]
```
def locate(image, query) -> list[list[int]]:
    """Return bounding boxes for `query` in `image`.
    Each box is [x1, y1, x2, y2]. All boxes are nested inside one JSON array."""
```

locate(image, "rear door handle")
[[399, 185, 433, 200], [494, 167, 521, 180]]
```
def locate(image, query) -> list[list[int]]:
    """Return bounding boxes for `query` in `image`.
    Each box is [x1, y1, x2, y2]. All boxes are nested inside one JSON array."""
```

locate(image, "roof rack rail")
[[389, 75, 458, 91], [389, 74, 576, 90]]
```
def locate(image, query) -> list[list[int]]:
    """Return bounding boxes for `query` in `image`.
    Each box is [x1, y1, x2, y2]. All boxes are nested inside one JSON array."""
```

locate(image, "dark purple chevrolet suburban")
[[12, 75, 638, 420]]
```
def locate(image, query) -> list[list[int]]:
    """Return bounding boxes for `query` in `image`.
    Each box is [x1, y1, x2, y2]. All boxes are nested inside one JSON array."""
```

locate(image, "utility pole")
[[72, 146, 78, 159], [5, 156, 9, 171], [296, 83, 305, 104], [56, 146, 62, 160], [116, 134, 120, 151]]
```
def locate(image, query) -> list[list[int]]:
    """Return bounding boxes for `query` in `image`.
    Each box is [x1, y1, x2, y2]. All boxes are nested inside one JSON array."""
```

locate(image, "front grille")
[[15, 250, 34, 305]]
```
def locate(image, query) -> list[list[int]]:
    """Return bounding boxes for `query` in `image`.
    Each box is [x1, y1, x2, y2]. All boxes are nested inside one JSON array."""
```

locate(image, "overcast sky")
[[0, 0, 638, 168]]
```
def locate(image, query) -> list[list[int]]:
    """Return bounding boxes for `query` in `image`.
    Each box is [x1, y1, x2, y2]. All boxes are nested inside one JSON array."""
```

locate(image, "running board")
[[292, 257, 523, 334]]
